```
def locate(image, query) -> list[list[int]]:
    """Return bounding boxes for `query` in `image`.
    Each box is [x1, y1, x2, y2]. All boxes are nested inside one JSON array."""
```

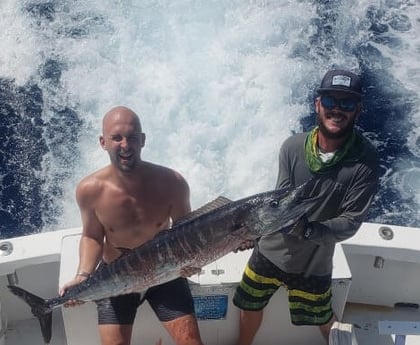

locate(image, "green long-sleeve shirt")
[[258, 130, 379, 276]]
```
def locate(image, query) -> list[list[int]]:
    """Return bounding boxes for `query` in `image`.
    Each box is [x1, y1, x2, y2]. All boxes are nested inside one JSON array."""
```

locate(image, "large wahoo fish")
[[9, 180, 322, 344]]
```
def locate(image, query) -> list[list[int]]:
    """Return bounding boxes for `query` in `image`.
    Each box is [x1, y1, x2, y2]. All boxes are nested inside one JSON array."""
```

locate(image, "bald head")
[[102, 106, 142, 134], [100, 106, 146, 171]]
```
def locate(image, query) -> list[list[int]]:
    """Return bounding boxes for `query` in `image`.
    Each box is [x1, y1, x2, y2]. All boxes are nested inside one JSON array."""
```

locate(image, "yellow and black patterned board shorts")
[[233, 247, 333, 326]]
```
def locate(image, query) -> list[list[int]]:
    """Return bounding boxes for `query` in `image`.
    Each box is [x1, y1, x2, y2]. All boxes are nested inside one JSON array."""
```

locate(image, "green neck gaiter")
[[304, 127, 357, 173]]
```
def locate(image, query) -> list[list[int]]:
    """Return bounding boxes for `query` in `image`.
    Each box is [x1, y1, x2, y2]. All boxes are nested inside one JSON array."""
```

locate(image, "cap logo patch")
[[332, 75, 351, 87]]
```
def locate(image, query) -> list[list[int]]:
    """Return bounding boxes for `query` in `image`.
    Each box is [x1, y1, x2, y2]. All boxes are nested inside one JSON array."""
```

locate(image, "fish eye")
[[270, 200, 279, 208]]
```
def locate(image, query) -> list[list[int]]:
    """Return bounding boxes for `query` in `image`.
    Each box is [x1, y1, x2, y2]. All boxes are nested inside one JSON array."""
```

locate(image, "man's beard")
[[117, 161, 135, 172], [317, 114, 356, 140], [111, 153, 137, 172]]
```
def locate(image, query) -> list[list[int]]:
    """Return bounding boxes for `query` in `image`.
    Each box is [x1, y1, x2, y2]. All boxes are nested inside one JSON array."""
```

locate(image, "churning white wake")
[[0, 0, 419, 229]]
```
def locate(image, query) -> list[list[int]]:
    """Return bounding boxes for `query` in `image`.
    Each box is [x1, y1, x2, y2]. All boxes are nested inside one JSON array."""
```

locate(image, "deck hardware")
[[395, 334, 406, 345], [7, 271, 18, 286], [378, 320, 420, 345], [394, 302, 419, 310], [373, 256, 384, 269], [211, 269, 225, 276], [378, 226, 394, 240], [0, 241, 13, 256]]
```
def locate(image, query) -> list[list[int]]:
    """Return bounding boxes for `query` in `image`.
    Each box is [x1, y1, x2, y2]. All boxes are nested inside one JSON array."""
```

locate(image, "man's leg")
[[233, 247, 283, 345], [288, 273, 334, 344], [236, 309, 263, 345], [96, 293, 140, 345], [98, 324, 133, 345], [319, 314, 337, 342], [163, 314, 203, 345], [148, 278, 203, 345]]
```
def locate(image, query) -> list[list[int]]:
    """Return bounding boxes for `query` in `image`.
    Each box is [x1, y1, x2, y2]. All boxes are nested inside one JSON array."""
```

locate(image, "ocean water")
[[0, 0, 419, 239]]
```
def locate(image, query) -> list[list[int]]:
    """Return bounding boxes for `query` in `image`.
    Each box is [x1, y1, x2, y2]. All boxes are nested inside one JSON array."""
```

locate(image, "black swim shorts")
[[95, 277, 195, 325], [233, 247, 333, 326]]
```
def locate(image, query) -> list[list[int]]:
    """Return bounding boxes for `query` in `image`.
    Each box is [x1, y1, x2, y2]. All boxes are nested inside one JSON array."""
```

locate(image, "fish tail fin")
[[8, 285, 53, 344]]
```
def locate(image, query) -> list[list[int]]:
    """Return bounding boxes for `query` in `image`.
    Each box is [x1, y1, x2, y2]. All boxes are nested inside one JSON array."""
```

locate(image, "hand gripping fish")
[[8, 180, 324, 344]]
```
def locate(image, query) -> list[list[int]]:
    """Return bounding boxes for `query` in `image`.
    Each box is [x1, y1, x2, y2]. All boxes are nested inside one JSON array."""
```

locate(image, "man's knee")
[[163, 314, 203, 345], [98, 324, 133, 345]]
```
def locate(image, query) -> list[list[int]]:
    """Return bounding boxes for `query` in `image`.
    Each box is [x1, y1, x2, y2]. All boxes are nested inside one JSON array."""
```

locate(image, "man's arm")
[[59, 179, 105, 297], [278, 135, 379, 245], [170, 171, 192, 222], [275, 140, 292, 190], [288, 164, 379, 245], [232, 143, 294, 253], [309, 165, 379, 245], [76, 178, 105, 275], [170, 171, 203, 277]]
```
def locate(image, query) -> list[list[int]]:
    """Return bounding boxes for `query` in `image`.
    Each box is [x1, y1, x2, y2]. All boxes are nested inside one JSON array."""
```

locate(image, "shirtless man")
[[59, 106, 203, 345]]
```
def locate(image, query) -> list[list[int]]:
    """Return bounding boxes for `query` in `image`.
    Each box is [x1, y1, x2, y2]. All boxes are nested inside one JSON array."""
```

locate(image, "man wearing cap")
[[232, 69, 379, 344]]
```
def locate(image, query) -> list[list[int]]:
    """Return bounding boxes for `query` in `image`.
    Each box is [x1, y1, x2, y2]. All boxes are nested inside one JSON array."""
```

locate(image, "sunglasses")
[[320, 95, 358, 112]]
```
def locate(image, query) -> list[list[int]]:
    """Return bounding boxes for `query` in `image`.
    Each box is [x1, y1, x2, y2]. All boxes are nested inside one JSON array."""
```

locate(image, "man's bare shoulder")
[[141, 161, 189, 201], [76, 167, 111, 202], [78, 166, 110, 185], [141, 161, 186, 182]]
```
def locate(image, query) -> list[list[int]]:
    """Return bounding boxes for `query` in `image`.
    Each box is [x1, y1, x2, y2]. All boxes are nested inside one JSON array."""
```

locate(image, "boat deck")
[[4, 300, 420, 345], [343, 303, 420, 345], [2, 223, 420, 345]]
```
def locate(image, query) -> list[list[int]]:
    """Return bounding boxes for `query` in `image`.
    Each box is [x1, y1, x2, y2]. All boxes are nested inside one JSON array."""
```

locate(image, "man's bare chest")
[[96, 189, 171, 235]]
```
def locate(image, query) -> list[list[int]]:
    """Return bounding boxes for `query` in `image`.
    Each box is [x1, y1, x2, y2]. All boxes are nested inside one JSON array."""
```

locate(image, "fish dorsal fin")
[[173, 196, 232, 226]]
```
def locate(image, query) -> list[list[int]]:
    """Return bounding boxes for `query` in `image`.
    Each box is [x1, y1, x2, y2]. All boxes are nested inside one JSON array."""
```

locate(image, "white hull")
[[0, 222, 419, 345]]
